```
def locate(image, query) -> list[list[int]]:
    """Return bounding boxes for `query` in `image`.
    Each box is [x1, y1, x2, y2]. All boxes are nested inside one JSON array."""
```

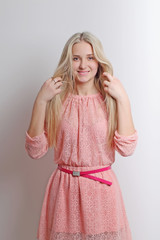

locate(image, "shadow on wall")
[[0, 58, 56, 240]]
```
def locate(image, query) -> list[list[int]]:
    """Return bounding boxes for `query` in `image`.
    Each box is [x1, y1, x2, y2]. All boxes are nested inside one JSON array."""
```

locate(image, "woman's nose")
[[79, 59, 87, 69]]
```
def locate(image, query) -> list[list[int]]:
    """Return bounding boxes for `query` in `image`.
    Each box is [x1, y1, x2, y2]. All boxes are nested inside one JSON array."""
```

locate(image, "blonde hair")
[[45, 32, 117, 148]]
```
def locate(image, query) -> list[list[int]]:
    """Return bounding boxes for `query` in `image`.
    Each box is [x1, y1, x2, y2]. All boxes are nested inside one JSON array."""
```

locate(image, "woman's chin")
[[75, 76, 94, 84]]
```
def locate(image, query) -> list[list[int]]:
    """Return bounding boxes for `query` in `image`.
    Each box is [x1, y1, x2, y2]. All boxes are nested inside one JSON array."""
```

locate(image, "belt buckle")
[[73, 171, 80, 177]]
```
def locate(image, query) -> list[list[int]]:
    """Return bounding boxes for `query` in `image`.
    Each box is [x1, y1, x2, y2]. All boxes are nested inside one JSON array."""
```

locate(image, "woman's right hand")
[[36, 77, 63, 103]]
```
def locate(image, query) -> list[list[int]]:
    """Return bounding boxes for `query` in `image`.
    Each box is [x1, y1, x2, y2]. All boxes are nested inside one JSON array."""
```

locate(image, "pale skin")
[[102, 72, 135, 136], [27, 40, 135, 138], [27, 77, 63, 137]]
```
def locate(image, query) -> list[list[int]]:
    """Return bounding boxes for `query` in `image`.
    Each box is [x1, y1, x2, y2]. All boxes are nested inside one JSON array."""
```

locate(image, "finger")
[[50, 78, 62, 88], [104, 86, 109, 94], [52, 77, 62, 84], [54, 81, 63, 89], [102, 72, 113, 82], [103, 80, 110, 87], [54, 87, 62, 95]]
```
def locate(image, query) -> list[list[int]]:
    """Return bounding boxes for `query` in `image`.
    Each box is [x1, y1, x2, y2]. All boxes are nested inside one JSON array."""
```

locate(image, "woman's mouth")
[[78, 71, 90, 75]]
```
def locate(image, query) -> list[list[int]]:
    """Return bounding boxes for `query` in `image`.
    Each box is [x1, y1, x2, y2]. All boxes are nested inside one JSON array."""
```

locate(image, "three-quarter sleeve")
[[114, 130, 138, 157], [25, 131, 48, 159]]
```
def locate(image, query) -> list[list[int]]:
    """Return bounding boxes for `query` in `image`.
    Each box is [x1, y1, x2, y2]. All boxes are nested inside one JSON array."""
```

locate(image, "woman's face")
[[72, 41, 98, 84]]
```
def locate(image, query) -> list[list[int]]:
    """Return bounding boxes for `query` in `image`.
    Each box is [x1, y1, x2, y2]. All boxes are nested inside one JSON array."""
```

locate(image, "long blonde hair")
[[45, 32, 117, 148]]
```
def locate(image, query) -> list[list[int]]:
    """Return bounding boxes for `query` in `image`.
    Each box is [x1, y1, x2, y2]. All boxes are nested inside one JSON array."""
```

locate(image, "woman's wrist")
[[116, 93, 130, 106], [35, 94, 48, 106]]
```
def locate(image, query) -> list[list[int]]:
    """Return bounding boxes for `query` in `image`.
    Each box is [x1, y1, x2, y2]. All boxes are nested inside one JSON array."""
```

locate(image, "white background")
[[0, 0, 160, 239]]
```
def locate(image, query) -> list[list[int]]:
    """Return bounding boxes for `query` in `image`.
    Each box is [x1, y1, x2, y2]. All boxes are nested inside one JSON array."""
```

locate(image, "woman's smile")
[[77, 70, 90, 75]]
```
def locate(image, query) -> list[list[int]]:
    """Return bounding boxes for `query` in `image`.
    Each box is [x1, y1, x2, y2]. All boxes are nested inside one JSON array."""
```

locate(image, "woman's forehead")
[[72, 41, 93, 55]]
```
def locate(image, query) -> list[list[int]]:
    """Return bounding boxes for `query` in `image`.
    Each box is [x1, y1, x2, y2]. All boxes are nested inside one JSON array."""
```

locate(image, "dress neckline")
[[68, 92, 102, 99]]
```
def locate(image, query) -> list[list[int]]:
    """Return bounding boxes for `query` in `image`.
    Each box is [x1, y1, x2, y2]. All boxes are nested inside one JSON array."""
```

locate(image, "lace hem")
[[37, 228, 132, 240]]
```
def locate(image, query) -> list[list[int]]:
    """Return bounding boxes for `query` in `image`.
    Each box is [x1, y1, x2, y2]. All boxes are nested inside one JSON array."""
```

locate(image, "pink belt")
[[58, 165, 112, 186]]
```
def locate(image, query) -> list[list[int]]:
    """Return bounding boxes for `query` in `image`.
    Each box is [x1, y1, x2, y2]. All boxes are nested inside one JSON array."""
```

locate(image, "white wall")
[[0, 0, 160, 239]]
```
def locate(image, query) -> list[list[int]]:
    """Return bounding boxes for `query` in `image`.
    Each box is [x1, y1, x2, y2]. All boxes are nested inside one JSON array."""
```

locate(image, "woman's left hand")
[[102, 72, 128, 103]]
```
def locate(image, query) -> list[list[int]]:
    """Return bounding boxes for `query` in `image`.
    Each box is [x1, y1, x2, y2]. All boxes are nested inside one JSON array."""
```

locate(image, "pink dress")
[[25, 92, 138, 240]]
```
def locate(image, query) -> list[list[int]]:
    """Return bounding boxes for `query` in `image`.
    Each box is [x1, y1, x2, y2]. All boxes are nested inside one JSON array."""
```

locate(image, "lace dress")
[[25, 92, 138, 240]]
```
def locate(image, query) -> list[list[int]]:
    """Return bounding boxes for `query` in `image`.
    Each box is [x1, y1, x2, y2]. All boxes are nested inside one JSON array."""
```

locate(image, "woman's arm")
[[27, 77, 63, 137], [116, 94, 135, 136], [27, 97, 47, 137], [25, 77, 63, 159], [103, 72, 135, 136], [103, 72, 137, 156]]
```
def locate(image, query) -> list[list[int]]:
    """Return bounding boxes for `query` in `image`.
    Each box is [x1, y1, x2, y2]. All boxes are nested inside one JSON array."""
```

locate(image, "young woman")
[[25, 32, 138, 240]]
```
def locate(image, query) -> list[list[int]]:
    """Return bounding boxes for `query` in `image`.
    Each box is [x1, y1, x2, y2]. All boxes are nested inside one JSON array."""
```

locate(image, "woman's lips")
[[78, 71, 89, 75]]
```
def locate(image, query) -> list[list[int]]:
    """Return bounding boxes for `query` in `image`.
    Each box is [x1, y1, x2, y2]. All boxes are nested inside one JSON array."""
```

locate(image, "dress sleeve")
[[113, 130, 138, 157], [25, 131, 48, 159]]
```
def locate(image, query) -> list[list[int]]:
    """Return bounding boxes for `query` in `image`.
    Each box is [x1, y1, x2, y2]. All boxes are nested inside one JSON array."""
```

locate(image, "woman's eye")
[[88, 56, 94, 60], [73, 57, 79, 61]]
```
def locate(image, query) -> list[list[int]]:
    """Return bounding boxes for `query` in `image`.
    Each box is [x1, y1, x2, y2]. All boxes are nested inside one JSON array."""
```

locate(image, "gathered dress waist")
[[58, 164, 112, 186]]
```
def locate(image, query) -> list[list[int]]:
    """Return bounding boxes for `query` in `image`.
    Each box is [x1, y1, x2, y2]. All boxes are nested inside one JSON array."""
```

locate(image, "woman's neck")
[[73, 82, 99, 96]]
